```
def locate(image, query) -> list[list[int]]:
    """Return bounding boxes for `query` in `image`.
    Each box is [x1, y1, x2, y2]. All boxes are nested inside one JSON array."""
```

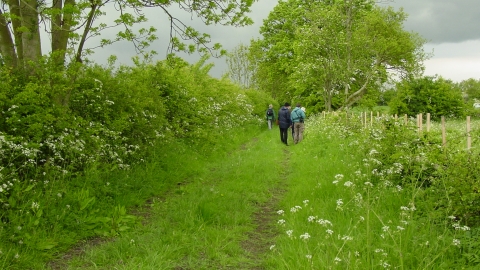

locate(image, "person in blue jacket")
[[291, 103, 306, 144], [278, 102, 292, 145]]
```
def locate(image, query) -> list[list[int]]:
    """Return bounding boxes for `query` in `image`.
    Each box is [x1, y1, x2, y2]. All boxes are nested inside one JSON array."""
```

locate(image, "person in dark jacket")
[[278, 102, 292, 145], [266, 104, 276, 130]]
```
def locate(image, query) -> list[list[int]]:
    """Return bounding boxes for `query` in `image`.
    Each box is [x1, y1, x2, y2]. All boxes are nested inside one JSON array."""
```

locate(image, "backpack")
[[267, 108, 273, 116], [293, 108, 304, 123]]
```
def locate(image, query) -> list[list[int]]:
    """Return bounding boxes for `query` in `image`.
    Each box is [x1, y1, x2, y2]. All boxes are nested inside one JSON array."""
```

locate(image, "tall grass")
[[264, 115, 474, 269], [25, 115, 479, 269]]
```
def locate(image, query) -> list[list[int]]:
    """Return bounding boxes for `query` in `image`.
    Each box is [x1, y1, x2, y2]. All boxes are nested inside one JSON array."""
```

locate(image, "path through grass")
[[51, 129, 291, 269], [47, 117, 471, 269]]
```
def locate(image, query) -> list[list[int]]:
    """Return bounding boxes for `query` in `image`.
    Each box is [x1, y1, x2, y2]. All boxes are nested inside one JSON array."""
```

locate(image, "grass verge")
[[47, 127, 290, 269]]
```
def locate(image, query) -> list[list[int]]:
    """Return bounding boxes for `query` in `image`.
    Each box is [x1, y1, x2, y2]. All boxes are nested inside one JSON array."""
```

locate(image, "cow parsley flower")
[[452, 239, 461, 246], [300, 233, 311, 240]]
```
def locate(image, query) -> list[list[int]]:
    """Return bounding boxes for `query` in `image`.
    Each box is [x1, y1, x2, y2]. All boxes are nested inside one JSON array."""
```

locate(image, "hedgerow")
[[0, 55, 276, 267]]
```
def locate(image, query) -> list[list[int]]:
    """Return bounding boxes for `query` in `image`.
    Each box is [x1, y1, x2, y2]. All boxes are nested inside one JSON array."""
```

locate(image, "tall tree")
[[252, 0, 426, 111], [293, 1, 426, 111], [0, 0, 255, 68], [226, 43, 255, 89], [250, 0, 319, 102]]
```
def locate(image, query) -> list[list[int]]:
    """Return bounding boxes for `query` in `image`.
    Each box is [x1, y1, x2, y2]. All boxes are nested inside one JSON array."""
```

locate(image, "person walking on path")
[[278, 102, 292, 145], [291, 103, 306, 144], [266, 104, 276, 130]]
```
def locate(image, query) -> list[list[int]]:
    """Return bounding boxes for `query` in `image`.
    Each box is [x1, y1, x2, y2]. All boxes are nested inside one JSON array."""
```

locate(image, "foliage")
[[0, 54, 266, 268], [389, 76, 465, 119], [251, 0, 426, 112], [226, 43, 256, 89], [259, 114, 477, 269], [457, 78, 480, 102], [249, 0, 316, 102], [0, 0, 255, 67]]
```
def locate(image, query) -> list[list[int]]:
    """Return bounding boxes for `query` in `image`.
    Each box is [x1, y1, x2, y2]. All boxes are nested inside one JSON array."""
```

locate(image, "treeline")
[[226, 0, 480, 118]]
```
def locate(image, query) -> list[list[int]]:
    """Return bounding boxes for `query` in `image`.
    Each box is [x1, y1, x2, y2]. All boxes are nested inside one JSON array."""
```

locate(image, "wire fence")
[[322, 111, 480, 152]]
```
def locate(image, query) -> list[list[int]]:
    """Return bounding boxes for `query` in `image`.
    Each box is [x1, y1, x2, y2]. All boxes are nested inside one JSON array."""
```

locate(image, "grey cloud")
[[89, 0, 480, 77], [386, 0, 480, 43]]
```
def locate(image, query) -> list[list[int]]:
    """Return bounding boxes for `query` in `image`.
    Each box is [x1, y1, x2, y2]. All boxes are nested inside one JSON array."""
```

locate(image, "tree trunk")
[[75, 3, 97, 63], [19, 0, 42, 65], [0, 9, 18, 67], [52, 0, 76, 65], [323, 80, 333, 112], [341, 77, 370, 109], [5, 0, 23, 64], [344, 0, 352, 104]]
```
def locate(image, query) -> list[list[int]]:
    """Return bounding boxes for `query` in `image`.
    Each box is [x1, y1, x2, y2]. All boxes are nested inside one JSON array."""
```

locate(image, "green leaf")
[[36, 240, 58, 250], [24, 184, 35, 192]]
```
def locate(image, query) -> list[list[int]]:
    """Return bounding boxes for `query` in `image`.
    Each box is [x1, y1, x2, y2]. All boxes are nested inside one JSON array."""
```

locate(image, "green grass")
[[9, 117, 476, 269], [46, 127, 289, 269]]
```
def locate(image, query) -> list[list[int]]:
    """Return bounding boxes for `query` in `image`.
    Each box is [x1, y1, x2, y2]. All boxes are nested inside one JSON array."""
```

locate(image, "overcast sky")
[[89, 0, 480, 82]]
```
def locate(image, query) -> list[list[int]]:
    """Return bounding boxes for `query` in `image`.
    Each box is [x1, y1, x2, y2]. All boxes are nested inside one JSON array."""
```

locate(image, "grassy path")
[[48, 117, 480, 269], [50, 129, 294, 269]]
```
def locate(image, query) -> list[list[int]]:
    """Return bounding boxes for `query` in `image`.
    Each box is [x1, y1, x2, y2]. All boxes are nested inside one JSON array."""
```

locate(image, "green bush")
[[389, 76, 465, 119], [0, 54, 266, 268]]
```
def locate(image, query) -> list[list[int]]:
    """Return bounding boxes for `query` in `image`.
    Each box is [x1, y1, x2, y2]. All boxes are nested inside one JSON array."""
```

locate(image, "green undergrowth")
[[4, 125, 264, 269], [264, 115, 478, 269], [48, 126, 287, 269], [11, 114, 478, 269]]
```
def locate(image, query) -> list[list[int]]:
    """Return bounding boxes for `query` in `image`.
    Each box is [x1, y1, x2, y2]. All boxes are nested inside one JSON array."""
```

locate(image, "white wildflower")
[[31, 202, 39, 210], [300, 233, 311, 240], [452, 239, 461, 246]]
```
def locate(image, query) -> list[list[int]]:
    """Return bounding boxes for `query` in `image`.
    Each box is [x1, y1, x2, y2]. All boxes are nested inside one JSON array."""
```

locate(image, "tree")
[[251, 0, 426, 112], [226, 43, 255, 89], [292, 1, 426, 111], [0, 0, 255, 68], [457, 78, 480, 103], [389, 76, 465, 119], [250, 0, 318, 102]]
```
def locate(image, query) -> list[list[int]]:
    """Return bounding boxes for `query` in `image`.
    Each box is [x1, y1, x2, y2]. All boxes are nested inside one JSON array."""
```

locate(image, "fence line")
[[321, 111, 477, 151]]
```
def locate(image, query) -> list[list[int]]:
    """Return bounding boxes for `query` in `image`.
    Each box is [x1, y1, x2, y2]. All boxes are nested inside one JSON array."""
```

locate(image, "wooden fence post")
[[364, 112, 367, 128], [467, 116, 471, 150], [418, 113, 423, 135], [426, 113, 430, 133], [442, 116, 446, 148]]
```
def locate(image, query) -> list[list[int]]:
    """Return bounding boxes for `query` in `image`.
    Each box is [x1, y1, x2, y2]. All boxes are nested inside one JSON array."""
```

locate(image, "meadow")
[[45, 114, 480, 269]]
